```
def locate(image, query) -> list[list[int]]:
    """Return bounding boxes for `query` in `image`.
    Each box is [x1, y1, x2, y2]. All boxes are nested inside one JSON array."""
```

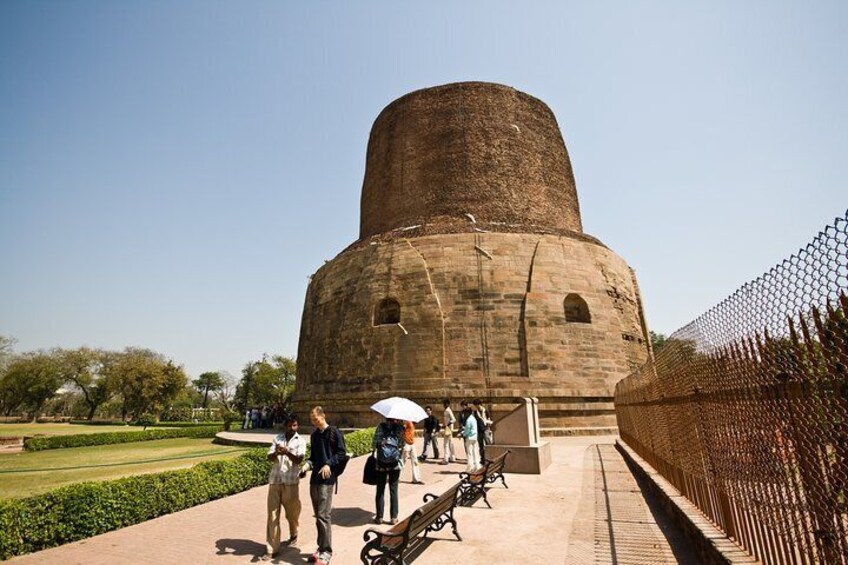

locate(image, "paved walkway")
[[8, 437, 700, 564]]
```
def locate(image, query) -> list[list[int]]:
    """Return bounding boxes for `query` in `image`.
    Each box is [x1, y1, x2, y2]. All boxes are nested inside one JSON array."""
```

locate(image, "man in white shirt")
[[264, 415, 306, 559], [442, 399, 457, 464]]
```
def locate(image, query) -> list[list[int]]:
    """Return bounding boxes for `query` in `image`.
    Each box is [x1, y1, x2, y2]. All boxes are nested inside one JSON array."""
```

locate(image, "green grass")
[[0, 438, 250, 499], [0, 423, 149, 437]]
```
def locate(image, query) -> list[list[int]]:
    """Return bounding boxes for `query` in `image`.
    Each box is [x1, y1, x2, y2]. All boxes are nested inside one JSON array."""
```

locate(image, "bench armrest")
[[422, 492, 439, 503], [362, 527, 405, 543]]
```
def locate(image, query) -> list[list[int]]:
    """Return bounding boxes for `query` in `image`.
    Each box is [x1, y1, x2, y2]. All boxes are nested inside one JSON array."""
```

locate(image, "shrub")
[[343, 427, 375, 456], [133, 413, 157, 428], [23, 425, 222, 451], [2, 427, 376, 559], [0, 449, 271, 560]]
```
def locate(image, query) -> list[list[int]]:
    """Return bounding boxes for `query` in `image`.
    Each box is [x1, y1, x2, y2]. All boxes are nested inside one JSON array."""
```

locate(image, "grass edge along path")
[[0, 427, 376, 560]]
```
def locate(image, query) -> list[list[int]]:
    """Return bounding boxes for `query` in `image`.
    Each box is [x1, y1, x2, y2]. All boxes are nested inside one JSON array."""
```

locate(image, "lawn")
[[0, 438, 251, 499], [0, 423, 150, 437]]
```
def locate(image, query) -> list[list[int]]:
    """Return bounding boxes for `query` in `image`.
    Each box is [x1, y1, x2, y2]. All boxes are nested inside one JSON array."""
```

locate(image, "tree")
[[193, 371, 225, 408], [235, 355, 296, 411], [106, 348, 188, 420], [650, 331, 669, 355], [213, 370, 238, 411], [3, 352, 64, 420], [57, 347, 114, 421]]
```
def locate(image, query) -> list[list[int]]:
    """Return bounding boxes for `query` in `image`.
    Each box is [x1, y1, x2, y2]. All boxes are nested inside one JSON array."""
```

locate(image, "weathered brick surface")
[[359, 82, 582, 239], [294, 83, 650, 428], [295, 232, 649, 427]]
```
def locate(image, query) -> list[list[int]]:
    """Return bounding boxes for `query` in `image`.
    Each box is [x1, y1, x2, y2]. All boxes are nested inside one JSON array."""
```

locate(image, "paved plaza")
[[8, 436, 699, 564]]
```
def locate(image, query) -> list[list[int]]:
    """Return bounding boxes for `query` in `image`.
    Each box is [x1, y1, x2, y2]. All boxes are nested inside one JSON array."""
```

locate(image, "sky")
[[1, 1, 846, 380]]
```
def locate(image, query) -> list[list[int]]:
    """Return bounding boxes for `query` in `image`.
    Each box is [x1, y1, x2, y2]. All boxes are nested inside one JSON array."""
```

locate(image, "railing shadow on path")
[[593, 444, 701, 565]]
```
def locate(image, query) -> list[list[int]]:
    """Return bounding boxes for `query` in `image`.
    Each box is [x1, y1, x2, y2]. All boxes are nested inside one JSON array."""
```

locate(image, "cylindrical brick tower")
[[294, 82, 651, 430]]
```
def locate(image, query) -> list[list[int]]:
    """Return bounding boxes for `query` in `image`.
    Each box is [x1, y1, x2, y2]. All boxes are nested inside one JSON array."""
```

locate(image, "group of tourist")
[[242, 404, 289, 430], [261, 399, 493, 564]]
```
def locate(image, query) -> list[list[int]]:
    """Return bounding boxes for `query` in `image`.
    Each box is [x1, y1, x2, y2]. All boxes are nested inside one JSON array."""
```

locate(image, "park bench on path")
[[359, 480, 463, 565], [458, 450, 510, 508]]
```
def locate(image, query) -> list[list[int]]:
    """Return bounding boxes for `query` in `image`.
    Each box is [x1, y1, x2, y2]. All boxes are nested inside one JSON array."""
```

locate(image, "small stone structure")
[[293, 82, 651, 429], [486, 398, 550, 474]]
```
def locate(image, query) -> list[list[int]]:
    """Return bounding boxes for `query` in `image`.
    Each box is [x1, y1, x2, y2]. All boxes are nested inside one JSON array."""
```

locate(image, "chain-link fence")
[[615, 210, 848, 565]]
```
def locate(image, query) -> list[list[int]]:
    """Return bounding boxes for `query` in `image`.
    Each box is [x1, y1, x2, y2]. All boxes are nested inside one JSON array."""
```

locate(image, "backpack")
[[328, 426, 350, 477], [377, 432, 401, 467]]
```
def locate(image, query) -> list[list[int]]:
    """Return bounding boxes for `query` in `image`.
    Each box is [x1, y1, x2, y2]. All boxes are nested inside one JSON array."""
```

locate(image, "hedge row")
[[23, 425, 222, 451], [1, 427, 376, 559], [0, 449, 271, 560], [343, 426, 375, 457], [68, 420, 224, 428]]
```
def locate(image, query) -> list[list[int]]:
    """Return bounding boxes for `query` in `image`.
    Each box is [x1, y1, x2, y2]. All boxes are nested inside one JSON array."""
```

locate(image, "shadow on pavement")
[[333, 506, 375, 527], [214, 538, 265, 561]]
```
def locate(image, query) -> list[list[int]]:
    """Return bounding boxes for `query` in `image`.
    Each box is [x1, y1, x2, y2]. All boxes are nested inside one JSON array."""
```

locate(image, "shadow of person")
[[333, 506, 376, 527], [215, 538, 266, 561]]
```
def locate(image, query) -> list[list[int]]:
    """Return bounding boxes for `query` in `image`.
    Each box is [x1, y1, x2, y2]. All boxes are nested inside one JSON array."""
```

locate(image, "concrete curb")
[[615, 440, 760, 565]]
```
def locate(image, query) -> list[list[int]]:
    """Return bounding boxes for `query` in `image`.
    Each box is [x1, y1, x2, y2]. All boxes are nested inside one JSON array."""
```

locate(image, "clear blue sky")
[[1, 1, 846, 380]]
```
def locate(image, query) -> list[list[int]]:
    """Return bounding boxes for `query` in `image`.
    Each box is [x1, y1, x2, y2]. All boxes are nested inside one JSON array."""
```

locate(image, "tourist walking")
[[304, 406, 347, 565], [371, 418, 405, 525], [401, 420, 424, 484], [472, 399, 491, 464], [243, 408, 251, 430], [461, 402, 481, 472], [263, 415, 305, 559], [442, 399, 456, 464], [458, 400, 471, 461], [419, 406, 440, 461]]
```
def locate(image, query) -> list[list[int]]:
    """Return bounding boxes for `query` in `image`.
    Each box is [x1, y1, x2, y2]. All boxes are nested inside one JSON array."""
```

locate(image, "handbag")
[[363, 454, 379, 485]]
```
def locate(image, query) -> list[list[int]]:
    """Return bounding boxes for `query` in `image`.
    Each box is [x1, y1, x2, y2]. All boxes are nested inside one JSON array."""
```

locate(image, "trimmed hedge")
[[0, 449, 271, 560], [1, 427, 377, 559], [23, 425, 222, 451], [343, 426, 375, 457]]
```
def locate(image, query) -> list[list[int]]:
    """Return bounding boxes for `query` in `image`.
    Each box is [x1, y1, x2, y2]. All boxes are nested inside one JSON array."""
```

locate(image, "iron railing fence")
[[615, 209, 848, 565]]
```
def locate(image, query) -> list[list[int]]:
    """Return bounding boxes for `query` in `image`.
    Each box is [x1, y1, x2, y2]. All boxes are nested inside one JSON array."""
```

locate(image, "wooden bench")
[[458, 450, 510, 508], [360, 481, 463, 565]]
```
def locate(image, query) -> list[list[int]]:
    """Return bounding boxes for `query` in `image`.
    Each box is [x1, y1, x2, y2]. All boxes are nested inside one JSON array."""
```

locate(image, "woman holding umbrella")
[[369, 397, 428, 525], [371, 417, 404, 525]]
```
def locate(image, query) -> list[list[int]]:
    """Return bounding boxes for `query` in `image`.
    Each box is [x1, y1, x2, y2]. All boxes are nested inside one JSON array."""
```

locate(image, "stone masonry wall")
[[294, 232, 650, 428], [359, 82, 583, 239]]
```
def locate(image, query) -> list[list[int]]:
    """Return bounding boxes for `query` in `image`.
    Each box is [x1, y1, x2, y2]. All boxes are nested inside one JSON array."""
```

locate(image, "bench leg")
[[499, 473, 509, 489], [449, 512, 462, 541], [481, 487, 492, 509]]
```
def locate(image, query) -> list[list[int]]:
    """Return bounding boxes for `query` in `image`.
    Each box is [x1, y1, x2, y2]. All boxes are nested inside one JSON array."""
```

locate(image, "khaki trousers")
[[266, 483, 301, 554]]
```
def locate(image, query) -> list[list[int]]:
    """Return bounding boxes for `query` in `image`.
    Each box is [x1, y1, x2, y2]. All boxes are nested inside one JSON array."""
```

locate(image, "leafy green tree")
[[57, 347, 115, 420], [3, 352, 65, 420], [106, 348, 188, 420], [235, 355, 296, 411], [193, 371, 225, 408], [650, 331, 668, 355]]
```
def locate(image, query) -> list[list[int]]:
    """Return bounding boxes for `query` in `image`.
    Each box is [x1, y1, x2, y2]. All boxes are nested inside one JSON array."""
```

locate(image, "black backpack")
[[328, 426, 350, 477]]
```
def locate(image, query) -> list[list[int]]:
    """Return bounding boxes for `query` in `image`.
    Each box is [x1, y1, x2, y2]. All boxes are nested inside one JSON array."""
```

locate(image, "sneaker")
[[315, 552, 331, 565], [308, 551, 319, 562], [373, 516, 382, 524], [390, 518, 399, 525]]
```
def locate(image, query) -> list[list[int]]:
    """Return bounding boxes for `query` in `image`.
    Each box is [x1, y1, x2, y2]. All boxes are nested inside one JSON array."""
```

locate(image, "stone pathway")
[[8, 437, 701, 564]]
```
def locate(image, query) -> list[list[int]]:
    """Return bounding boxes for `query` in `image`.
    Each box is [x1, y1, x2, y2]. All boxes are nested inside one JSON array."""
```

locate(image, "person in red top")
[[401, 420, 424, 484]]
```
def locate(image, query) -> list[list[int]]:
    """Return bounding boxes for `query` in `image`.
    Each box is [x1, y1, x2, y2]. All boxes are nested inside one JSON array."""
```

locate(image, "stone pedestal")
[[488, 397, 551, 474]]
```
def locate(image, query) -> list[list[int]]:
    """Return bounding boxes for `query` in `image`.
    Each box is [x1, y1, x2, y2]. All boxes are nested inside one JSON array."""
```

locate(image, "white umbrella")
[[370, 396, 428, 422]]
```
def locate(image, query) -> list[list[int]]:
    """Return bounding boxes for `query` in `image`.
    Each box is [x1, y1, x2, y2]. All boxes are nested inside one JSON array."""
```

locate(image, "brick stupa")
[[293, 82, 651, 430]]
